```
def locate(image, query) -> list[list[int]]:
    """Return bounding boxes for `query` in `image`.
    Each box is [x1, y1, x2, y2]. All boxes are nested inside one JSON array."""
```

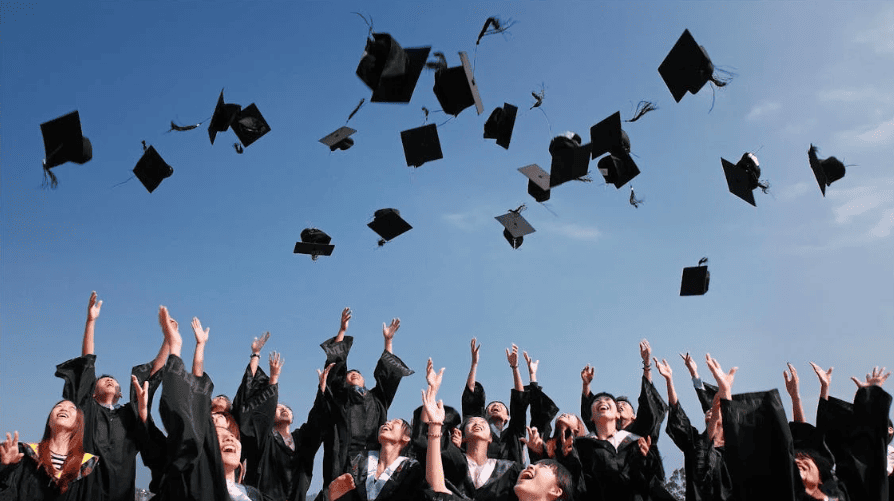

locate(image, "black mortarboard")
[[208, 90, 241, 145], [483, 103, 517, 149], [548, 133, 591, 188], [598, 153, 640, 189], [495, 209, 535, 249], [433, 52, 484, 117], [808, 144, 846, 196], [231, 104, 270, 148], [40, 111, 93, 186], [789, 422, 835, 467], [368, 208, 412, 243], [133, 145, 173, 194], [589, 112, 631, 159], [680, 258, 710, 296], [294, 228, 334, 260], [518, 164, 551, 202], [320, 127, 356, 151], [400, 124, 443, 167], [356, 33, 432, 104], [658, 29, 717, 103], [721, 153, 762, 206]]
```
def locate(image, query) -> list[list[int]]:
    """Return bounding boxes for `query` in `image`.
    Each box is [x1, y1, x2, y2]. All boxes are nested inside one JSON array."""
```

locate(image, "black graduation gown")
[[441, 442, 524, 501], [55, 354, 151, 501], [131, 360, 168, 494], [320, 335, 414, 486], [236, 365, 327, 501], [816, 386, 892, 501], [665, 402, 733, 501], [557, 432, 662, 501], [154, 355, 268, 501], [338, 451, 424, 501], [719, 389, 800, 501], [0, 443, 102, 501], [461, 382, 530, 463]]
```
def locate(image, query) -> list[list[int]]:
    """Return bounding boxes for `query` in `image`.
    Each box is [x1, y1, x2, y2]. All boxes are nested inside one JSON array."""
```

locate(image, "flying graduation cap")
[[495, 205, 535, 249], [483, 103, 518, 149], [294, 228, 334, 261], [590, 112, 640, 189], [432, 52, 484, 117], [133, 144, 173, 193], [368, 208, 412, 246], [807, 144, 846, 196], [356, 33, 432, 103], [518, 164, 551, 203], [40, 111, 93, 187], [658, 29, 726, 103], [548, 132, 591, 188], [680, 257, 710, 296], [231, 104, 270, 149], [208, 90, 241, 145], [721, 152, 768, 206], [320, 127, 357, 151], [400, 123, 443, 167]]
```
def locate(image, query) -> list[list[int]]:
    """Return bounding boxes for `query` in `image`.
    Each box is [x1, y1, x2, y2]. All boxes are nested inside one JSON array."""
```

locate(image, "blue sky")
[[2, 0, 893, 491]]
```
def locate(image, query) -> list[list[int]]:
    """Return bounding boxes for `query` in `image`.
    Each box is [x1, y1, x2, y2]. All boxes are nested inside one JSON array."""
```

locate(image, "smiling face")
[[616, 400, 635, 424], [378, 418, 410, 446], [463, 416, 493, 443], [795, 453, 821, 489], [50, 400, 78, 432], [94, 377, 121, 403], [486, 402, 508, 423], [555, 413, 584, 439], [346, 370, 365, 388], [275, 404, 293, 426], [590, 395, 618, 422], [514, 463, 563, 501], [217, 427, 242, 473]]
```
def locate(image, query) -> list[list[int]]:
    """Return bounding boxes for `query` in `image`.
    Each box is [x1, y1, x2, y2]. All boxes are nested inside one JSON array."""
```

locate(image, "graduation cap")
[[483, 103, 517, 149], [680, 257, 710, 296], [293, 228, 334, 260], [231, 104, 270, 148], [400, 124, 443, 167], [518, 164, 551, 202], [590, 112, 639, 189], [133, 145, 173, 193], [721, 152, 765, 206], [368, 208, 412, 245], [432, 52, 484, 117], [208, 90, 241, 145], [320, 127, 356, 151], [658, 29, 720, 103], [495, 206, 535, 249], [356, 33, 432, 104], [548, 133, 591, 188], [598, 153, 640, 189], [808, 144, 846, 196], [40, 111, 92, 187]]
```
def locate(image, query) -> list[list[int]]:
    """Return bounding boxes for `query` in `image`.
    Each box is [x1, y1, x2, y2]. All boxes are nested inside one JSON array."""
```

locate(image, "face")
[[378, 418, 409, 445], [617, 401, 635, 422], [212, 396, 231, 413], [212, 412, 229, 430], [795, 454, 821, 488], [514, 463, 561, 501], [217, 427, 242, 471], [486, 402, 508, 422], [556, 414, 582, 438], [94, 377, 121, 402], [275, 404, 293, 425], [50, 401, 78, 431], [464, 417, 492, 443], [346, 370, 365, 388], [591, 396, 618, 422]]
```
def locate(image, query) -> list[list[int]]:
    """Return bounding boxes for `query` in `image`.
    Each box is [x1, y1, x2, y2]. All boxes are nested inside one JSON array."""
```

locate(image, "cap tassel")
[[698, 257, 709, 266], [476, 16, 516, 45], [346, 98, 365, 124], [425, 52, 448, 72], [168, 120, 200, 132], [629, 187, 644, 208], [42, 163, 59, 189], [530, 88, 545, 110], [233, 143, 244, 154], [626, 101, 658, 122]]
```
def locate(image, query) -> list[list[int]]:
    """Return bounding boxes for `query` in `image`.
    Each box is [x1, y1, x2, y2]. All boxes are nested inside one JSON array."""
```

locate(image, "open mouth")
[[519, 468, 535, 480], [222, 444, 237, 453]]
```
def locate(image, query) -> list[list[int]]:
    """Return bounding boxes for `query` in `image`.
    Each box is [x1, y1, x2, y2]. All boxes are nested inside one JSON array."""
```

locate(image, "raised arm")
[[581, 364, 594, 396], [640, 340, 653, 383], [654, 358, 677, 406], [423, 364, 449, 494], [382, 317, 400, 354], [809, 362, 833, 401], [82, 291, 102, 356], [335, 307, 350, 343], [783, 363, 805, 423], [191, 317, 209, 378], [507, 344, 523, 391], [705, 353, 736, 401], [160, 306, 182, 358], [850, 366, 890, 390], [524, 351, 539, 384], [249, 332, 270, 377], [131, 375, 150, 423], [268, 351, 283, 386], [467, 338, 480, 392]]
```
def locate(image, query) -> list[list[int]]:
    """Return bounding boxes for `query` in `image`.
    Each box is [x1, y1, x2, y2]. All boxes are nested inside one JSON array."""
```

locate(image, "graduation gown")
[[336, 451, 423, 501], [461, 382, 530, 463], [55, 354, 151, 501], [665, 402, 733, 501], [319, 335, 414, 486], [441, 442, 523, 501], [557, 432, 663, 501], [131, 360, 168, 494], [236, 364, 326, 501], [816, 386, 892, 501], [0, 443, 101, 501]]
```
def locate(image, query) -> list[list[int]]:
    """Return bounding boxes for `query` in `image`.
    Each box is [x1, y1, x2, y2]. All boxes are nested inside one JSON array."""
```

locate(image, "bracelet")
[[427, 422, 444, 426], [427, 432, 442, 438], [510, 365, 518, 369], [250, 353, 260, 359], [642, 362, 651, 369]]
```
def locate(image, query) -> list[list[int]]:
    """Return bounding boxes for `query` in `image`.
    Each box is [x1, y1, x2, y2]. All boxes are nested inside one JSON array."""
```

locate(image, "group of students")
[[0, 293, 892, 501]]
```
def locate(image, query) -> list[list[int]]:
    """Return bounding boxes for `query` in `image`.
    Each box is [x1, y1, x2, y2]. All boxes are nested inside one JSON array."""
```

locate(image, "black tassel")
[[476, 16, 516, 45], [346, 98, 365, 123], [233, 143, 244, 154], [626, 101, 658, 122], [168, 120, 200, 132]]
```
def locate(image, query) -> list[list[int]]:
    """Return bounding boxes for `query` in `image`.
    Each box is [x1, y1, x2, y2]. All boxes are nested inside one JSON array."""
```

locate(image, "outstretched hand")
[[506, 344, 519, 368], [581, 364, 595, 385], [158, 306, 181, 348], [470, 338, 480, 365], [705, 353, 737, 398], [251, 332, 270, 354], [421, 387, 445, 424], [851, 366, 890, 388], [639, 339, 652, 363], [426, 358, 445, 395], [269, 352, 284, 384], [524, 351, 539, 376], [131, 375, 149, 423], [317, 363, 335, 392], [654, 358, 672, 380], [382, 318, 400, 341], [680, 352, 698, 379], [329, 473, 356, 501], [87, 291, 102, 322], [520, 426, 544, 454], [637, 435, 652, 457], [0, 432, 23, 465], [192, 317, 209, 345], [783, 363, 800, 399], [340, 307, 351, 332]]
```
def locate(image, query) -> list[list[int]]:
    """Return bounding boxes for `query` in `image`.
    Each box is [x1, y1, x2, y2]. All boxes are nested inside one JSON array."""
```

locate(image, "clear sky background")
[[2, 0, 893, 492]]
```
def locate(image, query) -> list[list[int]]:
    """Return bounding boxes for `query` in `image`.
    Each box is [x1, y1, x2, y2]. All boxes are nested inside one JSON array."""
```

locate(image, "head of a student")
[[514, 459, 573, 501], [462, 416, 493, 445], [615, 396, 636, 428], [275, 404, 293, 426], [39, 400, 86, 493], [486, 401, 509, 423], [378, 418, 411, 448], [590, 392, 620, 429], [346, 369, 365, 388], [214, 412, 242, 477], [212, 394, 232, 414], [795, 450, 832, 490], [93, 374, 122, 405], [552, 413, 587, 441]]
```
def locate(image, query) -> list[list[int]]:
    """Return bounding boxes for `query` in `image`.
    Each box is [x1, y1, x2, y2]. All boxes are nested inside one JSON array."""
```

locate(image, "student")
[[0, 401, 102, 500]]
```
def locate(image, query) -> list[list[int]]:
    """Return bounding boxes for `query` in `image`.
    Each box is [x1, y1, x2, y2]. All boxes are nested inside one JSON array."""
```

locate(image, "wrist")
[[250, 353, 260, 359]]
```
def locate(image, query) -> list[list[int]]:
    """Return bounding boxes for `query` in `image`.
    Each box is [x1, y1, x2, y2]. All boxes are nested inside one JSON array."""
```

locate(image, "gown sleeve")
[[462, 382, 486, 419], [55, 354, 97, 409], [527, 382, 560, 440], [370, 351, 414, 410]]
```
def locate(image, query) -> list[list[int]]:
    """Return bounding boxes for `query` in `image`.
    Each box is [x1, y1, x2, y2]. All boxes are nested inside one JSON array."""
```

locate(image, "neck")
[[274, 422, 291, 437], [94, 394, 115, 407], [465, 439, 489, 465], [48, 433, 73, 455], [594, 420, 618, 440], [225, 467, 237, 483], [619, 417, 633, 429], [489, 417, 506, 430], [378, 442, 402, 469]]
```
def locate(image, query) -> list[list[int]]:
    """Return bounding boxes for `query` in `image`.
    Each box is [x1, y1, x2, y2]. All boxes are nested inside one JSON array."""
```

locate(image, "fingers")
[[851, 376, 862, 386], [783, 370, 790, 383]]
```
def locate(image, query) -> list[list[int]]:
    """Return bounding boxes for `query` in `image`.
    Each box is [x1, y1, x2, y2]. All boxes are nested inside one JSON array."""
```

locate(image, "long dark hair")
[[37, 400, 86, 494]]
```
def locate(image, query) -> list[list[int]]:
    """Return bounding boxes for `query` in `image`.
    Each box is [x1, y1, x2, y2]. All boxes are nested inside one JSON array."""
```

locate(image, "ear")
[[547, 484, 563, 501]]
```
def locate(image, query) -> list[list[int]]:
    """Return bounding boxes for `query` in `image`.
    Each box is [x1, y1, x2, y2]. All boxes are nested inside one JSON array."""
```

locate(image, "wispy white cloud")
[[816, 86, 892, 104], [855, 116, 894, 145], [852, 7, 894, 55], [546, 223, 601, 242], [746, 102, 780, 121], [869, 207, 894, 238]]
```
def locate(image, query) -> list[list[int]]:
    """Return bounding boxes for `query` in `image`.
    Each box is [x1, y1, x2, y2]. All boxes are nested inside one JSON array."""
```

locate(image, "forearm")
[[582, 380, 590, 396], [466, 363, 478, 392], [642, 363, 653, 384], [511, 366, 524, 392], [335, 327, 346, 343], [192, 342, 206, 377], [425, 424, 448, 493], [791, 396, 806, 423], [384, 338, 393, 354], [818, 384, 829, 401], [665, 378, 678, 407], [82, 319, 96, 356], [150, 341, 169, 377], [249, 354, 260, 377]]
